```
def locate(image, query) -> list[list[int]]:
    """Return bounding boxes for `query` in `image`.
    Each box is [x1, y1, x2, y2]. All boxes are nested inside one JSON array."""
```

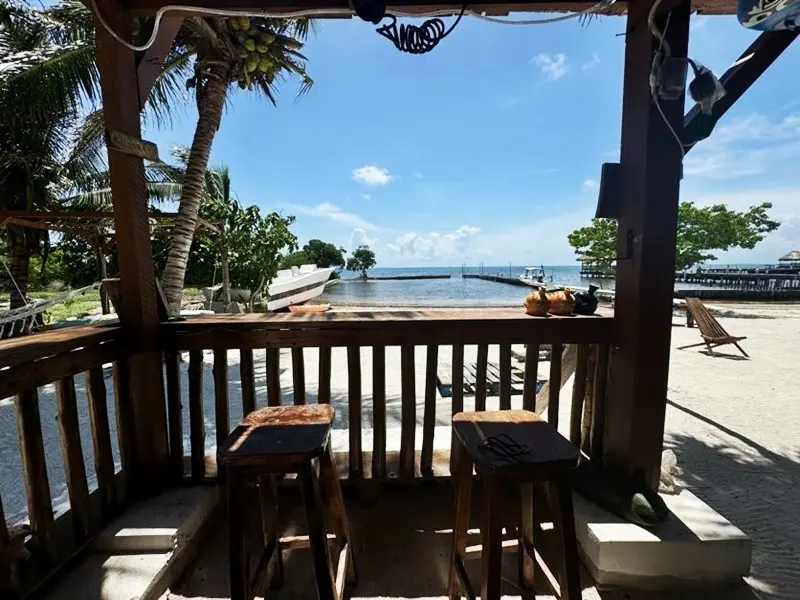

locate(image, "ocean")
[[321, 265, 602, 307], [319, 264, 768, 307]]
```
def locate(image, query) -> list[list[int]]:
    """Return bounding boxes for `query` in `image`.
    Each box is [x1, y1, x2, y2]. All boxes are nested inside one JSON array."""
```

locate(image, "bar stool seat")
[[219, 404, 356, 600], [448, 409, 581, 600]]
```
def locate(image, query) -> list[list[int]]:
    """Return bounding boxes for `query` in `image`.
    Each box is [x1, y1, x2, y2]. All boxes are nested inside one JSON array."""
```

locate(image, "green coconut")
[[243, 38, 256, 52], [258, 58, 272, 72], [259, 32, 275, 44], [236, 48, 249, 59], [246, 56, 259, 73], [229, 19, 240, 31], [247, 26, 259, 36], [256, 43, 268, 54], [238, 17, 250, 29]]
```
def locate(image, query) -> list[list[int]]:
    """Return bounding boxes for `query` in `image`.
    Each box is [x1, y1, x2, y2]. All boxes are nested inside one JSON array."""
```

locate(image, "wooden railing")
[[0, 309, 614, 598], [0, 325, 127, 598], [161, 310, 615, 481]]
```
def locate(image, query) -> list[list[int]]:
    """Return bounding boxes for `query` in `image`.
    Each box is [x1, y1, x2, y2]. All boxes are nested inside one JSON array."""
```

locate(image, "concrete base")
[[45, 486, 221, 600], [575, 488, 752, 589]]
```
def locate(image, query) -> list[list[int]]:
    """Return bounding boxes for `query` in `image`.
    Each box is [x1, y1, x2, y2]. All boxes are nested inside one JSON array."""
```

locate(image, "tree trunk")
[[9, 243, 31, 309], [160, 61, 230, 308]]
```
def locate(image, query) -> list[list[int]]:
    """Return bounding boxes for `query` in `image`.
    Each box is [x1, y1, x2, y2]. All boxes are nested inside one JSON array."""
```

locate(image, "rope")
[[1, 255, 30, 306]]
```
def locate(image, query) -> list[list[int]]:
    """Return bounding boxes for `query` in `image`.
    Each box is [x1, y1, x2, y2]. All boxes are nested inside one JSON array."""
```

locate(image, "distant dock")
[[462, 272, 800, 301]]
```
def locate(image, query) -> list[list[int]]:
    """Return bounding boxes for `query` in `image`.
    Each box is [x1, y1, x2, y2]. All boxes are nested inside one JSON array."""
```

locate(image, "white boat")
[[202, 264, 335, 312], [519, 266, 547, 288], [266, 264, 335, 311]]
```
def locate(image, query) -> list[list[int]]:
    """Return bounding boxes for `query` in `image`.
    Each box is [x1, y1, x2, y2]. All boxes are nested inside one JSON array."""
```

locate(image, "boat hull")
[[266, 267, 334, 311]]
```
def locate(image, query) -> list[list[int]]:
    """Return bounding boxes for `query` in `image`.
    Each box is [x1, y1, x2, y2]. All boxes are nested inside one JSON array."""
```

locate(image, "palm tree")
[[160, 16, 313, 307], [0, 0, 189, 307]]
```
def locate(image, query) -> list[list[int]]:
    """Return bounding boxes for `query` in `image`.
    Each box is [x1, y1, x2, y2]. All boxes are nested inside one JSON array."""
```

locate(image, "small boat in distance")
[[519, 266, 547, 289]]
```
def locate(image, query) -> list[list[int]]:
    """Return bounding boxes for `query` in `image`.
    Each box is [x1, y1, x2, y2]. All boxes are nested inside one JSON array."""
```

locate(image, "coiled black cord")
[[377, 5, 467, 55]]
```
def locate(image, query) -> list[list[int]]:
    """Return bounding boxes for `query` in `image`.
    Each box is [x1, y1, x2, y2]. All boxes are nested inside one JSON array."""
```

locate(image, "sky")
[[145, 13, 800, 268]]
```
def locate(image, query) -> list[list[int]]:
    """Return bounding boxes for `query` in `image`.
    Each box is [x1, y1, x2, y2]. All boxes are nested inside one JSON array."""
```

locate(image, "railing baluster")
[[239, 348, 256, 416], [570, 344, 590, 446], [581, 346, 597, 453], [188, 349, 206, 482], [113, 360, 136, 495], [213, 349, 230, 446], [318, 347, 332, 404], [291, 348, 305, 405], [522, 343, 539, 412], [400, 344, 416, 479], [372, 346, 386, 478], [590, 344, 610, 461], [56, 376, 91, 543], [164, 351, 184, 482], [450, 345, 464, 475], [499, 343, 512, 411], [474, 344, 488, 411], [548, 343, 563, 428], [421, 345, 438, 476], [15, 390, 56, 562], [266, 348, 282, 407], [347, 346, 362, 478], [85, 366, 117, 517]]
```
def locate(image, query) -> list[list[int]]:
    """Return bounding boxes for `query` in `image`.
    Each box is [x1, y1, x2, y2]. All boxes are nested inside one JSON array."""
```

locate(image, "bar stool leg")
[[480, 474, 504, 600], [319, 446, 357, 584], [518, 482, 535, 590], [447, 443, 473, 600], [553, 477, 581, 600], [227, 470, 249, 600], [299, 462, 336, 600], [258, 475, 284, 589]]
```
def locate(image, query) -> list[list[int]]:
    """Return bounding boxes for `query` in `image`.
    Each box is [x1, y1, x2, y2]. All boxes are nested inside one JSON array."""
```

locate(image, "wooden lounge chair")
[[678, 297, 749, 357]]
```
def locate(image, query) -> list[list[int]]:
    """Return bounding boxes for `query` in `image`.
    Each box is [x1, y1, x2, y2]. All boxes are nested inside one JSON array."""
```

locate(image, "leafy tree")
[[567, 202, 780, 271], [160, 16, 313, 307], [346, 245, 376, 278], [193, 164, 298, 311], [281, 239, 345, 271]]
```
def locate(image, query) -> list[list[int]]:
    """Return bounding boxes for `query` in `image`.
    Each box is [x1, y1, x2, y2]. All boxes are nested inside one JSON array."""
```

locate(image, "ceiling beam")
[[683, 29, 799, 151]]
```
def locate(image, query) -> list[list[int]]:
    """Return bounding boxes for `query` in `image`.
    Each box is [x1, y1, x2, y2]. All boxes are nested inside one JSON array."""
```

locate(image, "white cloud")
[[384, 226, 481, 262], [582, 53, 600, 70], [352, 165, 393, 186], [685, 112, 800, 179], [583, 179, 600, 190], [287, 202, 378, 231], [350, 228, 377, 249], [362, 194, 371, 200], [531, 53, 569, 81]]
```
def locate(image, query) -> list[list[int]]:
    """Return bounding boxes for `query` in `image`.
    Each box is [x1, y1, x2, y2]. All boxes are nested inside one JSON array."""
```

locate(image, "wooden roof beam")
[[136, 16, 183, 108], [683, 29, 799, 150]]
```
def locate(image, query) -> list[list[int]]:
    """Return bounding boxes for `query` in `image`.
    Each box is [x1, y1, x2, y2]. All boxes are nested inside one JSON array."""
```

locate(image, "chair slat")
[[164, 352, 184, 482], [266, 348, 282, 407], [499, 343, 512, 411], [239, 348, 256, 416], [213, 349, 230, 446], [450, 344, 465, 474], [522, 344, 539, 412], [400, 345, 416, 479], [318, 347, 332, 405], [474, 344, 488, 411], [188, 350, 206, 481], [291, 348, 306, 405]]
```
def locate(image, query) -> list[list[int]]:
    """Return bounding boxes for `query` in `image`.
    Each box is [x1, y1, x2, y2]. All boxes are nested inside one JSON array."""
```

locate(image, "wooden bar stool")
[[447, 410, 581, 600], [218, 404, 357, 600]]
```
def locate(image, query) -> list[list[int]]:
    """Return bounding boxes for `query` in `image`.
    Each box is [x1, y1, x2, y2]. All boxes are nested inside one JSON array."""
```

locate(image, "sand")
[[1, 302, 798, 598]]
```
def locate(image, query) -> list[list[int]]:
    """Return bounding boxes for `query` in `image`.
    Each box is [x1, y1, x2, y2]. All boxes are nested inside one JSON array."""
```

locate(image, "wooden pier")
[[364, 274, 451, 281], [463, 273, 530, 287], [675, 270, 800, 290]]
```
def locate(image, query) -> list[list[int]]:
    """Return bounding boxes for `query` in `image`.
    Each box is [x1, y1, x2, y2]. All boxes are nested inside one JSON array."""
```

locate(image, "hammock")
[[0, 283, 101, 340]]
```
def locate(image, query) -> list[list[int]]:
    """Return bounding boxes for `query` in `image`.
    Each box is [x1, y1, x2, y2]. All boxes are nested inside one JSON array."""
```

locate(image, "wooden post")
[[606, 0, 691, 489], [94, 0, 168, 490]]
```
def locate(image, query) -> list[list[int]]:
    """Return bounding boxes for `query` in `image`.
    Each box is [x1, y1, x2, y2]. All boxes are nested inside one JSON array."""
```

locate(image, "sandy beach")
[[1, 302, 798, 598]]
